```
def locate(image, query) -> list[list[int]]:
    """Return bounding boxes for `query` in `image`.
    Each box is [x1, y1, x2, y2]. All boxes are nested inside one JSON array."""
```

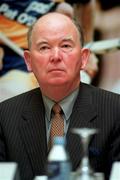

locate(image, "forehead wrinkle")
[[36, 35, 75, 47]]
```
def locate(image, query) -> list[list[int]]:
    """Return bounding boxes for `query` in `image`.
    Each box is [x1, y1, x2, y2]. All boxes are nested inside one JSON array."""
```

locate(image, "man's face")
[[24, 14, 89, 90]]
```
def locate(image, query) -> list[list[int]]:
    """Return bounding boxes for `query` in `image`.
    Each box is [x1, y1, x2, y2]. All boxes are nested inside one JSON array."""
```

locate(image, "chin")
[[48, 79, 67, 86]]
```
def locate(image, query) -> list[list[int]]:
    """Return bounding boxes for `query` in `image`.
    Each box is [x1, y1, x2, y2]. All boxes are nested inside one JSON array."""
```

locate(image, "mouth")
[[48, 69, 64, 72]]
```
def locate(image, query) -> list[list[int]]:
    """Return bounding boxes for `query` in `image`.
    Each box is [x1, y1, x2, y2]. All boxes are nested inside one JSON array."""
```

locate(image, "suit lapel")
[[66, 83, 97, 170], [19, 89, 47, 175]]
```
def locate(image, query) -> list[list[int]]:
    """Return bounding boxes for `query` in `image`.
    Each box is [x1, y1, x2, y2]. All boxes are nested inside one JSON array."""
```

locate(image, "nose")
[[50, 47, 62, 62]]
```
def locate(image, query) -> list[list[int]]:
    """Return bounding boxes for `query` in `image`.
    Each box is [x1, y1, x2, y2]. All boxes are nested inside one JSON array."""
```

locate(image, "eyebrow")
[[36, 40, 49, 46], [61, 36, 74, 42], [36, 36, 74, 46]]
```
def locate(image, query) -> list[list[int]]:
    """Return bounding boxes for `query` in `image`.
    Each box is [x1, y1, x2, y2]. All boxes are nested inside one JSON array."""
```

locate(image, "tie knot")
[[52, 103, 62, 114]]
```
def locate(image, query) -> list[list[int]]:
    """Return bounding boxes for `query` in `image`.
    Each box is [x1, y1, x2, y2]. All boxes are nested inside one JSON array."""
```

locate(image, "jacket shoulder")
[[81, 83, 120, 103], [0, 88, 41, 110]]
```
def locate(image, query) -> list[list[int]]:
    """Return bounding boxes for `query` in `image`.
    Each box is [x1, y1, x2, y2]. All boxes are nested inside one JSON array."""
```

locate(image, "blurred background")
[[0, 0, 120, 102]]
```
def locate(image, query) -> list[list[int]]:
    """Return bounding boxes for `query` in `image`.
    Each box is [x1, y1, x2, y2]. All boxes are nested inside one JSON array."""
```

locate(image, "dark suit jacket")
[[0, 83, 120, 180]]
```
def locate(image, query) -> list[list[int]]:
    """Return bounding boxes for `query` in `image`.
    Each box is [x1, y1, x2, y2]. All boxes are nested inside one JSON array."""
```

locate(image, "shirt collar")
[[42, 87, 79, 122], [42, 95, 54, 122], [59, 88, 79, 120]]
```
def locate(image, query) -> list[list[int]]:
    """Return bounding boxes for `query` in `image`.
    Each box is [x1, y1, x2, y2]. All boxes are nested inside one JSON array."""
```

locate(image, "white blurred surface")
[[0, 162, 19, 180], [80, 70, 91, 84], [110, 162, 120, 180], [94, 172, 105, 180], [85, 38, 120, 55], [34, 176, 48, 180]]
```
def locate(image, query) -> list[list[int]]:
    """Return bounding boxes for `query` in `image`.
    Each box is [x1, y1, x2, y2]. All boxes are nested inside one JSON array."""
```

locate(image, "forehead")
[[32, 14, 80, 42]]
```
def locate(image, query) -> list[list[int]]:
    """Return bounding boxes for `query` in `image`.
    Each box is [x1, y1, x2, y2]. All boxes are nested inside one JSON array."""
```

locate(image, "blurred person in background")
[[55, 1, 74, 18], [94, 0, 120, 93], [65, 0, 99, 83]]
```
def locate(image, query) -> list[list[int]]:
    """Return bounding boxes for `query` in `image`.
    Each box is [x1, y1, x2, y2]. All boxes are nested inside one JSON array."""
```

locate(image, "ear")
[[24, 50, 32, 72], [80, 48, 90, 70]]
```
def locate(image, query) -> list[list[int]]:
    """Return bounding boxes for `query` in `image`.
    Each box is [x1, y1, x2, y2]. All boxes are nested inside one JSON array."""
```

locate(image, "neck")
[[40, 81, 80, 102]]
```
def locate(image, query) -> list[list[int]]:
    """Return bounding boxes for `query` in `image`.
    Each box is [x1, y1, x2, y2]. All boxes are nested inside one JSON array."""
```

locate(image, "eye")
[[62, 44, 71, 48], [61, 44, 73, 52], [39, 46, 50, 52]]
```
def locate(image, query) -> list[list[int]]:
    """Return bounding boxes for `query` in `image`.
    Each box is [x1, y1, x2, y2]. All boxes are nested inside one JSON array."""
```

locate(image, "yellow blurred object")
[[0, 70, 39, 102], [52, 0, 64, 2]]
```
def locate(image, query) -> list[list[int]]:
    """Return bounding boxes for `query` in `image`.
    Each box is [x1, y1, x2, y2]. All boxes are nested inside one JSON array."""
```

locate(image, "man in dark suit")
[[0, 12, 120, 180]]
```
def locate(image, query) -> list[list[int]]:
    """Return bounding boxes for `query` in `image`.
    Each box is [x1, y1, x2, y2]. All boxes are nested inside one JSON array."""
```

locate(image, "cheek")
[[31, 54, 47, 71], [66, 54, 81, 71]]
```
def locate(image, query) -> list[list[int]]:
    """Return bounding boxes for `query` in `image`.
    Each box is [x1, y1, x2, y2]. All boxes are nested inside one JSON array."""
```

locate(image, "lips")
[[48, 68, 64, 72]]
